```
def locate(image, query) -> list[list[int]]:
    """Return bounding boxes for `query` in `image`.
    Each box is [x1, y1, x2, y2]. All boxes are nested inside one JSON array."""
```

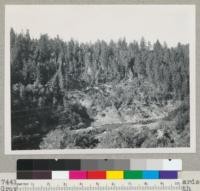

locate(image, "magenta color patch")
[[69, 171, 87, 179]]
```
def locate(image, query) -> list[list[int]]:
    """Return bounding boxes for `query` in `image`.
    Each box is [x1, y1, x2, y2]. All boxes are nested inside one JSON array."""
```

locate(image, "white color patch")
[[163, 159, 182, 171], [52, 171, 69, 179]]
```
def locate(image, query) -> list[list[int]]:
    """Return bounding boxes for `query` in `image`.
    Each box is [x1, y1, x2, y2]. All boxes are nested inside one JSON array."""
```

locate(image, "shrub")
[[74, 133, 99, 148]]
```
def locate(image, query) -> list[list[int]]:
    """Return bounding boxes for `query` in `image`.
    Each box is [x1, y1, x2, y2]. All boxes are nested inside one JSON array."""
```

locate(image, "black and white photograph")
[[5, 5, 196, 153]]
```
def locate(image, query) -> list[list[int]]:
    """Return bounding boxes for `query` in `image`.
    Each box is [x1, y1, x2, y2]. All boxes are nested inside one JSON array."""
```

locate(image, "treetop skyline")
[[6, 5, 195, 47]]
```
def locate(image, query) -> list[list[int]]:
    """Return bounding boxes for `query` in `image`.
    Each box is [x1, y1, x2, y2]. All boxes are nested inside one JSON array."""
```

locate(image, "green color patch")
[[124, 170, 143, 179]]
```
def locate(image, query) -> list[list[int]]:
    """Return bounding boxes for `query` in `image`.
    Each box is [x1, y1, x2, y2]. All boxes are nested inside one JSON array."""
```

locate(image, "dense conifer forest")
[[10, 28, 190, 150]]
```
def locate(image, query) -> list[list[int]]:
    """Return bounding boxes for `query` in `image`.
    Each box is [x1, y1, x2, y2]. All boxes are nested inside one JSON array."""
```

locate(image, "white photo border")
[[4, 4, 196, 155]]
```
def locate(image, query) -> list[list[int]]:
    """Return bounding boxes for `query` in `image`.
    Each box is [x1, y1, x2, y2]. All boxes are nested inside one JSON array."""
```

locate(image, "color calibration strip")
[[17, 159, 182, 171], [17, 170, 178, 180]]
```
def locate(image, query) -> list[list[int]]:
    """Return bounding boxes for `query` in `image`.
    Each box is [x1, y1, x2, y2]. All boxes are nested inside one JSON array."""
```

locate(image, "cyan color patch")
[[143, 171, 159, 179]]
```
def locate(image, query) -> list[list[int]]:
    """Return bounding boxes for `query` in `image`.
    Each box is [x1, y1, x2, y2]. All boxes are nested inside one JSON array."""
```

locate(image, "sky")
[[5, 5, 195, 47]]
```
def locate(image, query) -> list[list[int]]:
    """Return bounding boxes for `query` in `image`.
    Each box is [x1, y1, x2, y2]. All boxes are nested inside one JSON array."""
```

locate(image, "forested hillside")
[[10, 28, 190, 150]]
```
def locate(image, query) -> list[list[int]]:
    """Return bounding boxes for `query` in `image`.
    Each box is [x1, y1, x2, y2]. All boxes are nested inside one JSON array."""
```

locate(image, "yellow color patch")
[[106, 171, 124, 179]]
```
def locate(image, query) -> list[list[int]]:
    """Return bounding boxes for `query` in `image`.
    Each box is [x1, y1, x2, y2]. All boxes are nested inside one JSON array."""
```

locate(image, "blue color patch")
[[143, 171, 159, 179]]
